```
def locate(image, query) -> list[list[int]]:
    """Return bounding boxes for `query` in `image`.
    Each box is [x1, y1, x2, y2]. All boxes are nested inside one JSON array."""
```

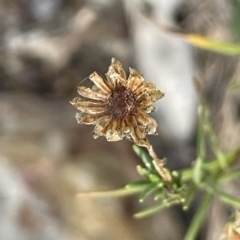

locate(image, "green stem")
[[76, 186, 144, 198], [204, 109, 227, 169], [192, 103, 206, 184], [204, 147, 240, 172], [134, 196, 180, 218], [181, 147, 240, 182], [219, 168, 240, 182], [197, 106, 206, 161], [204, 184, 240, 208], [182, 184, 196, 210], [184, 192, 212, 240]]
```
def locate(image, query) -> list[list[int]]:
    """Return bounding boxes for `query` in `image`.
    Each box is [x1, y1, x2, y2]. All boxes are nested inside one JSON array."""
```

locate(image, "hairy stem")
[[145, 144, 172, 182]]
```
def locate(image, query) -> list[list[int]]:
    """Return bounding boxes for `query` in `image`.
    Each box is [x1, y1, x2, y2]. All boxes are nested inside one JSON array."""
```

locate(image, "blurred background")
[[0, 0, 240, 239]]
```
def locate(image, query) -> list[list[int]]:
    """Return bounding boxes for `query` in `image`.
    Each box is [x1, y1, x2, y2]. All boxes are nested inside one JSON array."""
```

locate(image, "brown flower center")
[[108, 86, 136, 118]]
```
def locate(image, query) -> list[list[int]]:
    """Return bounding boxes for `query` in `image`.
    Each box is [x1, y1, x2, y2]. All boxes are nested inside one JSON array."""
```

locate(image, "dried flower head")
[[221, 212, 240, 240], [70, 58, 164, 147]]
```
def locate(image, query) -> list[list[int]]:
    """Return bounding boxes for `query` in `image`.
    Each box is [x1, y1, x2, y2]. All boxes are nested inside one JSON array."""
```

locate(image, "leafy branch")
[[76, 90, 240, 239]]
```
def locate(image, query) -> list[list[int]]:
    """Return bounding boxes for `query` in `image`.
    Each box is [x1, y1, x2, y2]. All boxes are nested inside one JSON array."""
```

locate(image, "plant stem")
[[219, 168, 240, 182], [145, 144, 172, 182], [134, 196, 180, 218], [184, 192, 212, 240], [76, 186, 144, 198], [180, 147, 240, 182], [204, 184, 240, 208]]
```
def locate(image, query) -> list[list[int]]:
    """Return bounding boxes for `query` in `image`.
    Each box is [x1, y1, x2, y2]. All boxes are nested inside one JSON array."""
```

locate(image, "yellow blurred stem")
[[143, 14, 240, 56], [76, 186, 144, 198], [187, 34, 240, 55]]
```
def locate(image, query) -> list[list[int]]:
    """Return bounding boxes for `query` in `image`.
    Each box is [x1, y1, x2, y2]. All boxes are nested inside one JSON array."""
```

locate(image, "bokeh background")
[[0, 0, 240, 239]]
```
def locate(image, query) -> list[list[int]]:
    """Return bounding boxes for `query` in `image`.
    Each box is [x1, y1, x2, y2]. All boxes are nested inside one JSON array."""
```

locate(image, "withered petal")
[[136, 82, 164, 102], [75, 113, 109, 125], [89, 72, 112, 94], [107, 58, 126, 80], [134, 108, 158, 135], [103, 119, 126, 141], [71, 97, 107, 114], [107, 73, 127, 88], [127, 68, 144, 92], [141, 105, 156, 113], [124, 115, 149, 147], [137, 95, 153, 107], [77, 86, 108, 101], [93, 115, 112, 139], [132, 115, 146, 139]]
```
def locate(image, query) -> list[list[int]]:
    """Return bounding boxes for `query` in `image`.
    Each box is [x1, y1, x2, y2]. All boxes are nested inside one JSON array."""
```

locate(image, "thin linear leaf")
[[205, 185, 240, 208], [217, 191, 240, 208], [204, 147, 240, 172], [133, 145, 155, 172], [126, 180, 151, 188], [139, 184, 159, 202], [182, 185, 196, 211], [180, 168, 192, 181], [148, 173, 161, 183], [134, 196, 180, 218], [143, 14, 240, 56], [136, 165, 150, 177], [186, 34, 240, 55], [193, 157, 204, 184], [203, 107, 227, 169], [219, 168, 240, 182], [192, 102, 206, 184], [76, 186, 144, 198], [154, 188, 163, 201], [134, 201, 168, 218], [184, 193, 212, 240], [181, 147, 240, 182], [171, 171, 182, 189]]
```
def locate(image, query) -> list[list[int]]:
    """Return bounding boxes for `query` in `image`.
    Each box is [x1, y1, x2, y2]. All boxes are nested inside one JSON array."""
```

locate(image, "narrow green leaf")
[[218, 191, 240, 208], [136, 165, 150, 177], [148, 173, 161, 183], [134, 196, 180, 218], [192, 103, 206, 184], [180, 168, 192, 181], [206, 185, 240, 208], [197, 105, 206, 160], [184, 193, 212, 240], [76, 186, 144, 198], [134, 201, 168, 218], [186, 34, 240, 55], [204, 147, 240, 172], [171, 171, 182, 189], [181, 147, 240, 182], [126, 180, 151, 188], [154, 188, 163, 201], [143, 14, 240, 55], [203, 107, 227, 169], [133, 145, 155, 172], [219, 168, 240, 182], [182, 185, 196, 210], [216, 151, 227, 169], [193, 157, 203, 184], [139, 184, 158, 203]]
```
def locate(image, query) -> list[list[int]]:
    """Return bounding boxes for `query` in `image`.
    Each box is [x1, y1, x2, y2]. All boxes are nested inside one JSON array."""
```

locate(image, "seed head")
[[70, 58, 165, 147]]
